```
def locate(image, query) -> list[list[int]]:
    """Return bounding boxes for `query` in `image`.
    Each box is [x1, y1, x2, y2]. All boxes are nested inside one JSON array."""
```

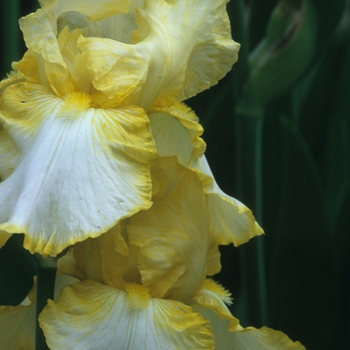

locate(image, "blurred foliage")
[[0, 0, 349, 349], [189, 0, 350, 349]]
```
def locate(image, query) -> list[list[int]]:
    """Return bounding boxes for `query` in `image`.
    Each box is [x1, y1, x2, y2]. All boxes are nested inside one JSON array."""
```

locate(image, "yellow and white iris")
[[0, 157, 296, 349], [33, 158, 301, 349], [0, 0, 240, 256], [0, 0, 304, 348]]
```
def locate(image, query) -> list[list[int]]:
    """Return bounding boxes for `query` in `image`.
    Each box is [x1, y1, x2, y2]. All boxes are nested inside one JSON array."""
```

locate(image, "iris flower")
[[0, 157, 300, 349], [0, 0, 241, 256]]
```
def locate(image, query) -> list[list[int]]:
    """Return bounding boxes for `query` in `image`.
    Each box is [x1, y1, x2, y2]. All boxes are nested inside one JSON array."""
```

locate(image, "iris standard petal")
[[127, 157, 219, 301], [77, 37, 149, 105], [15, 0, 131, 96], [40, 280, 214, 350], [131, 0, 239, 108], [18, 0, 130, 66], [72, 223, 138, 290], [0, 81, 155, 256]]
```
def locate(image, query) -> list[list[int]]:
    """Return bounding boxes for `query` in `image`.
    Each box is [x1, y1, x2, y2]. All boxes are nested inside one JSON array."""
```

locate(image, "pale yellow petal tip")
[[255, 221, 264, 236], [191, 279, 239, 331], [125, 283, 151, 310], [235, 326, 306, 350], [198, 279, 233, 305], [0, 232, 12, 248]]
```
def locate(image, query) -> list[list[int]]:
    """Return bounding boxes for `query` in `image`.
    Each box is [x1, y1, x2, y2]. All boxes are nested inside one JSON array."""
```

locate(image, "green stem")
[[34, 256, 57, 350], [235, 106, 268, 327]]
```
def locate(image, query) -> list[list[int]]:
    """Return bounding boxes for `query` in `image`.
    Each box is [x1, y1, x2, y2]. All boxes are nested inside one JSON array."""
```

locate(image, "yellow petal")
[[193, 156, 264, 246], [14, 0, 130, 96], [0, 283, 36, 350], [149, 102, 206, 166], [190, 279, 239, 331], [131, 0, 240, 108], [19, 0, 130, 66], [78, 36, 149, 105], [0, 118, 20, 181], [128, 157, 219, 301], [40, 280, 214, 350], [0, 81, 155, 256], [194, 306, 305, 350], [72, 223, 138, 290], [147, 102, 262, 246]]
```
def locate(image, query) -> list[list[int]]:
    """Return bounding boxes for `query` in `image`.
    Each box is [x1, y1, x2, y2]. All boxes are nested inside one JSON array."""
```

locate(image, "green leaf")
[[0, 235, 37, 306], [266, 115, 346, 349]]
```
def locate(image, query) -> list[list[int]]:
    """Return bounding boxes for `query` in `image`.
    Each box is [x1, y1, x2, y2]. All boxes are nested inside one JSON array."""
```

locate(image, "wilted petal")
[[40, 280, 214, 350], [0, 81, 155, 256]]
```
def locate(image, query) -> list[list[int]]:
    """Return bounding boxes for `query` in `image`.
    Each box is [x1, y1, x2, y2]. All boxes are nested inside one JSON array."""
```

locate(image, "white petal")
[[0, 82, 155, 256], [40, 280, 214, 350]]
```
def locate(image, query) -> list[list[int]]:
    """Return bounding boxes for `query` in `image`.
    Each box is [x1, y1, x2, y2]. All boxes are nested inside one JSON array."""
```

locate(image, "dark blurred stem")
[[228, 0, 250, 97], [235, 106, 268, 327], [35, 255, 57, 350], [0, 0, 20, 73]]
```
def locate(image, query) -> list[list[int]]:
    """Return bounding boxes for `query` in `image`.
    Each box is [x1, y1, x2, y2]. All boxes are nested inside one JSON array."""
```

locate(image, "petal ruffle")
[[131, 0, 239, 108], [148, 102, 263, 246], [190, 279, 239, 331], [128, 157, 217, 301], [194, 306, 305, 350], [0, 81, 155, 256], [40, 280, 214, 350], [193, 156, 264, 246]]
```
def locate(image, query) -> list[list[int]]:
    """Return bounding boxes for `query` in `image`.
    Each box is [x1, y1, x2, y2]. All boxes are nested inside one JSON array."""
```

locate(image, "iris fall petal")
[[40, 280, 214, 350], [0, 80, 155, 256]]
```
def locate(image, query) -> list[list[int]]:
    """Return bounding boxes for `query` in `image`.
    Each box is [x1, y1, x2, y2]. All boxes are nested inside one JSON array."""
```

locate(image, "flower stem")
[[34, 255, 57, 350], [234, 106, 268, 327]]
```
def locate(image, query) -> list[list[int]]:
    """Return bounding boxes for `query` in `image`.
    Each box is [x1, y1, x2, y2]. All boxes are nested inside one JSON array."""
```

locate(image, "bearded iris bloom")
[[0, 0, 243, 256], [0, 158, 304, 349], [0, 0, 305, 348]]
